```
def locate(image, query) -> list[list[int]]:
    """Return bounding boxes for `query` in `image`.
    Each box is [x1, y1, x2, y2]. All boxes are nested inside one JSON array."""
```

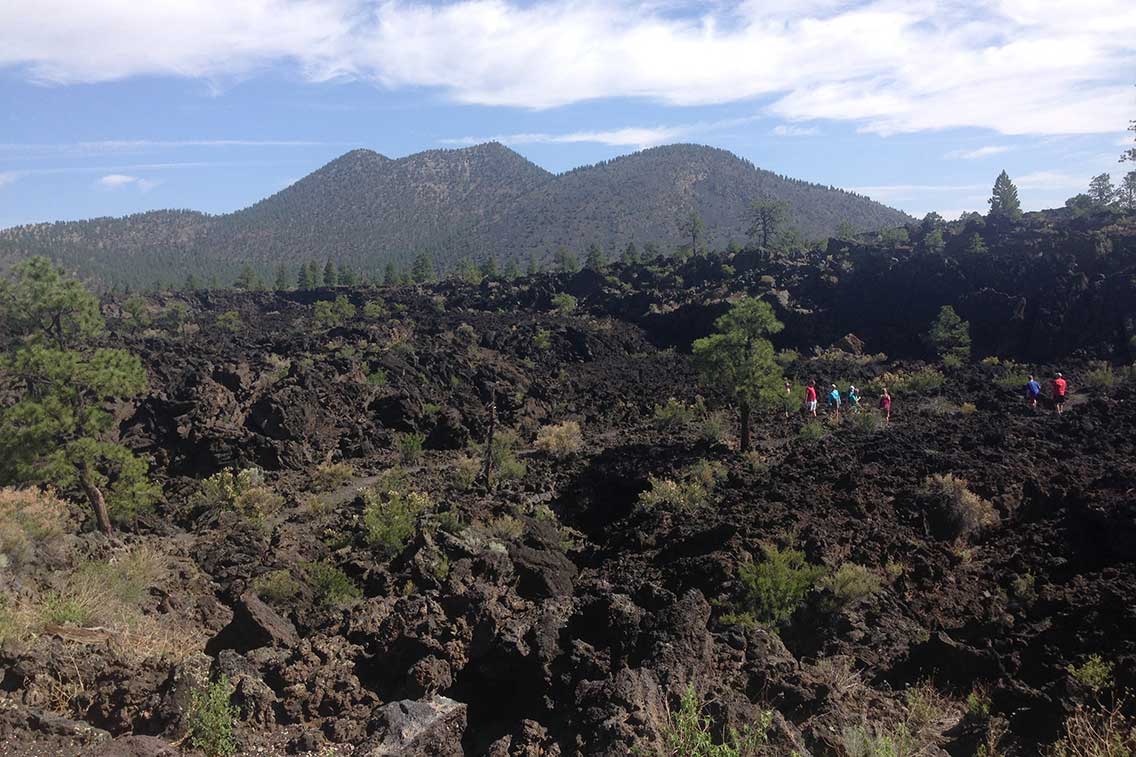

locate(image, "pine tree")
[[339, 265, 357, 286], [748, 197, 789, 247], [966, 234, 988, 255], [554, 246, 579, 274], [235, 264, 257, 290], [184, 273, 200, 291], [0, 258, 158, 534], [927, 305, 971, 362], [988, 170, 1022, 220], [643, 241, 661, 259], [274, 264, 290, 291], [678, 211, 705, 255], [1088, 173, 1116, 206], [480, 257, 499, 279], [503, 257, 520, 279], [411, 253, 435, 283], [584, 242, 606, 270], [384, 262, 398, 286], [1122, 118, 1136, 164], [922, 227, 946, 254], [691, 298, 784, 453], [323, 259, 338, 287], [622, 241, 640, 265], [526, 254, 540, 276], [1118, 171, 1136, 211]]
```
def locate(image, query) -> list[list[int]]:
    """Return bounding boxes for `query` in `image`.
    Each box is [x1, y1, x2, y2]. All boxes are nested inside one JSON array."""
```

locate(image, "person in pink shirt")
[[804, 380, 818, 417], [879, 387, 892, 423]]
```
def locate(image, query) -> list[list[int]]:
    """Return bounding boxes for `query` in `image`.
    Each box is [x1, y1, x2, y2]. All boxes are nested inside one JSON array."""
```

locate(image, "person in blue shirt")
[[828, 384, 842, 416], [1025, 374, 1041, 410], [847, 384, 861, 413]]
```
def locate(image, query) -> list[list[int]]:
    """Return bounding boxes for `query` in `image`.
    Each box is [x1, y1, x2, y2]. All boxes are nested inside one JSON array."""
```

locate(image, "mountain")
[[0, 143, 910, 286]]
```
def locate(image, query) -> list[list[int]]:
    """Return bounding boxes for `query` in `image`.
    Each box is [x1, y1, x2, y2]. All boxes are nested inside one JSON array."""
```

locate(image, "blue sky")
[[2, 0, 1133, 230]]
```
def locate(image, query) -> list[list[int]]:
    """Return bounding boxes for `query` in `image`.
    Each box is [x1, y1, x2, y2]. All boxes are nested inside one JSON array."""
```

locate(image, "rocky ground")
[[2, 214, 1135, 756]]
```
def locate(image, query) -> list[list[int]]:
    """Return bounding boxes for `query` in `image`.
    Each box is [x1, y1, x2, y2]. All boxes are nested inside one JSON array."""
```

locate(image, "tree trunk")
[[740, 400, 752, 453], [78, 462, 113, 536]]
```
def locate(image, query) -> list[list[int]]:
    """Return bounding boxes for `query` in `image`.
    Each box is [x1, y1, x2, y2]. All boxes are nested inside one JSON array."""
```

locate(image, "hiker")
[[1025, 374, 1041, 410], [847, 384, 861, 413], [879, 387, 892, 423], [828, 383, 842, 416], [784, 380, 792, 418], [1052, 372, 1068, 414], [804, 380, 818, 417]]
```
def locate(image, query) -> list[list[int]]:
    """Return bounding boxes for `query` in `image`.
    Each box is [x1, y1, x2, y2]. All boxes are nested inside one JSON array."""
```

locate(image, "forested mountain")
[[0, 142, 910, 286]]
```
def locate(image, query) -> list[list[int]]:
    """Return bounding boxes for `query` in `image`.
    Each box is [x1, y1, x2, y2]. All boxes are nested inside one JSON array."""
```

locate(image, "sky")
[[1, 0, 1134, 231]]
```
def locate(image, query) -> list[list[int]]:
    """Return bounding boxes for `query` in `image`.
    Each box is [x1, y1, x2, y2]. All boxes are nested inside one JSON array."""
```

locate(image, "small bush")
[[533, 328, 552, 351], [878, 366, 945, 396], [302, 561, 360, 608], [920, 474, 998, 541], [473, 429, 526, 486], [551, 293, 577, 313], [1011, 572, 1037, 603], [362, 300, 388, 320], [798, 421, 827, 441], [216, 310, 241, 333], [842, 724, 917, 757], [661, 685, 772, 757], [454, 322, 477, 349], [0, 488, 68, 568], [534, 421, 584, 459], [490, 515, 524, 540], [394, 432, 426, 464], [314, 294, 356, 328], [253, 570, 302, 604], [361, 486, 431, 557], [1050, 700, 1136, 756], [960, 402, 978, 415], [452, 454, 481, 490], [653, 397, 698, 429], [193, 468, 283, 523], [637, 462, 724, 511], [1068, 655, 1114, 693], [967, 687, 992, 719], [847, 411, 883, 433], [188, 678, 237, 757], [365, 366, 388, 386], [738, 544, 826, 627], [994, 362, 1033, 391], [820, 563, 882, 606], [1083, 361, 1115, 390], [313, 462, 354, 492]]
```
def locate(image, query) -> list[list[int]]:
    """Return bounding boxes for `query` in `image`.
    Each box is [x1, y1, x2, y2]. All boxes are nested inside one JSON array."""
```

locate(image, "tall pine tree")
[[988, 171, 1022, 220]]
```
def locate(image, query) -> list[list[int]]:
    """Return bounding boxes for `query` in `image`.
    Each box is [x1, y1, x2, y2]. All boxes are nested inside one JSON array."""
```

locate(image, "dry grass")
[[921, 474, 998, 541], [0, 487, 71, 568], [534, 421, 584, 459]]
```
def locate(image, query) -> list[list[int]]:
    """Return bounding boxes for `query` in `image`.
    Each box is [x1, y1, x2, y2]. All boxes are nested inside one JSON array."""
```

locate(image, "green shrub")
[[361, 486, 430, 557], [1083, 361, 1115, 390], [820, 563, 882, 606], [875, 367, 945, 396], [653, 397, 698, 429], [365, 366, 388, 386], [473, 429, 526, 486], [967, 688, 992, 719], [394, 431, 426, 464], [848, 411, 883, 433], [312, 462, 353, 492], [193, 468, 283, 522], [738, 544, 826, 627], [253, 570, 302, 604], [216, 310, 241, 334], [452, 454, 481, 490], [1051, 701, 1136, 756], [920, 474, 998, 541], [637, 462, 725, 511], [314, 294, 356, 328], [551, 293, 577, 313], [188, 678, 237, 757], [842, 723, 916, 757], [994, 362, 1033, 391], [798, 421, 827, 441], [533, 328, 552, 351], [534, 421, 584, 459], [302, 560, 360, 608], [1067, 655, 1114, 693], [454, 323, 477, 349], [362, 300, 388, 320], [660, 685, 772, 757]]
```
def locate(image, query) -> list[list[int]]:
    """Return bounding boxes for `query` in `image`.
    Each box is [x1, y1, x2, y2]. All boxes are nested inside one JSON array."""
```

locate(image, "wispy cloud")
[[1, 1, 1132, 136], [771, 124, 820, 137], [1015, 170, 1089, 190], [97, 173, 160, 191], [851, 183, 986, 202], [0, 171, 23, 188], [944, 145, 1012, 160], [442, 126, 691, 149]]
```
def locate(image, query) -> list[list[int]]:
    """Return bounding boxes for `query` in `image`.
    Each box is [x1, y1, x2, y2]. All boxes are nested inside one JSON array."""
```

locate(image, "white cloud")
[[0, 1, 1133, 137], [0, 171, 22, 188], [771, 124, 820, 137], [851, 183, 986, 201], [944, 145, 1011, 160], [443, 126, 691, 148], [1014, 170, 1090, 190], [97, 174, 161, 191], [98, 174, 140, 188]]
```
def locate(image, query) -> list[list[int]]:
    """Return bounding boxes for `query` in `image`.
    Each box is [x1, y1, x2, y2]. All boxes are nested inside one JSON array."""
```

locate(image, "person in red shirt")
[[879, 387, 892, 423], [1052, 372, 1068, 414], [804, 380, 818, 417]]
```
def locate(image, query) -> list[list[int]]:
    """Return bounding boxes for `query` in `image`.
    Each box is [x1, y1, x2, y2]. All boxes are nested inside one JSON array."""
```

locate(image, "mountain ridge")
[[0, 142, 912, 285]]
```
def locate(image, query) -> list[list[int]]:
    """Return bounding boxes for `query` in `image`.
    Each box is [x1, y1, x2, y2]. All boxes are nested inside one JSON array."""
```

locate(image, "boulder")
[[205, 592, 299, 655], [353, 696, 467, 757]]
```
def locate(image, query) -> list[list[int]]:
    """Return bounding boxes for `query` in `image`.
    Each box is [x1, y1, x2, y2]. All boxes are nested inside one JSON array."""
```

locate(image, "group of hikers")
[[789, 371, 1069, 422], [1025, 372, 1068, 413], [798, 380, 891, 422]]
